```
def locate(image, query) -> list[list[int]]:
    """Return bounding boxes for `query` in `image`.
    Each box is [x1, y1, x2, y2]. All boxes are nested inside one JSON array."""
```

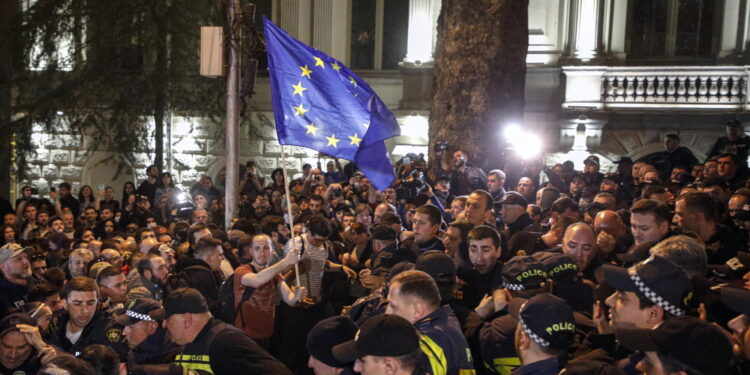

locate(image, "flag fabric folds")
[[263, 17, 401, 190]]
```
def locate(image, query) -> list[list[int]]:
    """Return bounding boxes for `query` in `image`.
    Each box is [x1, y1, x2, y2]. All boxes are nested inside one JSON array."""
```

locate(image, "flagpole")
[[280, 144, 301, 287]]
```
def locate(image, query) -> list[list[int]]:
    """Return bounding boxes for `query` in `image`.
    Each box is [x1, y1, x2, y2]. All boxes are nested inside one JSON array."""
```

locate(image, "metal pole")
[[224, 0, 240, 230], [280, 145, 300, 287]]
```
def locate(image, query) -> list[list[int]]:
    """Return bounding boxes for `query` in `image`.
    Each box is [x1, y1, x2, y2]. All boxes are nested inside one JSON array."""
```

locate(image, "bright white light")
[[515, 134, 542, 158], [503, 124, 522, 142], [56, 111, 63, 116]]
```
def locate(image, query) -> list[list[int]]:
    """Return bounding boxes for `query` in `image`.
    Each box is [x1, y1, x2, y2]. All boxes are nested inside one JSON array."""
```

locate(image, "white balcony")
[[562, 66, 750, 111]]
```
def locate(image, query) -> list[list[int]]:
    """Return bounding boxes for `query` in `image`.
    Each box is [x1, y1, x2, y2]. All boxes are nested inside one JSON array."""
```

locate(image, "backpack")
[[216, 265, 256, 324]]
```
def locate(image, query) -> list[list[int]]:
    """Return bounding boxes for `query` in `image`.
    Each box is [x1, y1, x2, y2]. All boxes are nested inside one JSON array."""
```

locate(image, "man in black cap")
[[367, 225, 416, 284], [158, 287, 291, 374], [583, 156, 604, 188], [499, 192, 535, 258], [479, 256, 549, 375], [385, 270, 475, 375], [0, 313, 54, 374], [115, 298, 180, 365], [707, 119, 750, 169], [615, 316, 733, 375], [535, 252, 592, 314], [575, 256, 692, 368], [513, 293, 576, 374], [332, 314, 425, 375], [306, 315, 358, 375]]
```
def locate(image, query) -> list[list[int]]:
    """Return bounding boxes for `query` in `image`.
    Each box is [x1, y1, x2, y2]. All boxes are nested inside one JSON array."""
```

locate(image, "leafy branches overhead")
[[9, 0, 228, 169]]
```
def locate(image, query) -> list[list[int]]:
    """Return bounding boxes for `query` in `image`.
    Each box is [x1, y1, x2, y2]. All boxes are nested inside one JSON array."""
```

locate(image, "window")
[[350, 0, 408, 70], [627, 0, 720, 60]]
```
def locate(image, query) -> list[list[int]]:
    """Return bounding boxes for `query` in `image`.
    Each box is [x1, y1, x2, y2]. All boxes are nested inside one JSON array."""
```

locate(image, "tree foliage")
[[3, 0, 231, 179]]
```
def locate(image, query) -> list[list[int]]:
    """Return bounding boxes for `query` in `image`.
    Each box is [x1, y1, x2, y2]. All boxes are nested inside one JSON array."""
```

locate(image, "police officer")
[[114, 298, 180, 365], [157, 287, 291, 375], [385, 270, 475, 375], [46, 276, 128, 358], [332, 314, 427, 375], [513, 293, 576, 374], [479, 256, 549, 375], [306, 316, 358, 375]]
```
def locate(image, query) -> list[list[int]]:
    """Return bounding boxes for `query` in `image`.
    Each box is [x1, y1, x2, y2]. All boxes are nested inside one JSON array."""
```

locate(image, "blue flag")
[[263, 17, 400, 190]]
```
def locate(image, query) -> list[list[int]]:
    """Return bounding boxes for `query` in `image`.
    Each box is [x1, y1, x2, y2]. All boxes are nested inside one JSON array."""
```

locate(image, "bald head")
[[562, 222, 598, 270], [594, 210, 625, 237]]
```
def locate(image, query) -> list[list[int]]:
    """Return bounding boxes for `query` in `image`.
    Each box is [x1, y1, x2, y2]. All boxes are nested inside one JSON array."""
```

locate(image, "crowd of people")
[[1, 120, 750, 375]]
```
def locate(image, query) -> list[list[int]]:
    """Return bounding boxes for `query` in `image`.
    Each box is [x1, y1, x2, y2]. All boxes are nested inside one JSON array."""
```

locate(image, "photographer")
[[240, 160, 265, 199], [395, 154, 428, 204], [434, 145, 487, 197]]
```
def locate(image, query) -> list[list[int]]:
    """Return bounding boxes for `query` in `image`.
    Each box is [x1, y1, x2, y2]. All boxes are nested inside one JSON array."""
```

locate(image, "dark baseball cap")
[[615, 316, 733, 375], [500, 192, 528, 208], [584, 155, 600, 166], [709, 252, 750, 280], [332, 314, 420, 363], [371, 225, 398, 241], [151, 288, 209, 320], [0, 313, 36, 338], [502, 256, 547, 291], [416, 250, 457, 281], [511, 293, 575, 350], [115, 298, 164, 326], [307, 316, 358, 368], [535, 252, 579, 281], [603, 256, 691, 317], [721, 286, 750, 315]]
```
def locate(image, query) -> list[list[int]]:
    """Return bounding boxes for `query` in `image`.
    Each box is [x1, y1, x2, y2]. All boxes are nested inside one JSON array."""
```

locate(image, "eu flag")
[[263, 17, 400, 190]]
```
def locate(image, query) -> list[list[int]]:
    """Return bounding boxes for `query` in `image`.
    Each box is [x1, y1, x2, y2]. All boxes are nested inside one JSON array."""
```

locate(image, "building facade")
[[16, 0, 750, 199]]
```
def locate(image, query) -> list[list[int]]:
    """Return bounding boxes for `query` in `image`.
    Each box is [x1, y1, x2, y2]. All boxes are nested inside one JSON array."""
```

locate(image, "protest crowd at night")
[[3, 16, 750, 375]]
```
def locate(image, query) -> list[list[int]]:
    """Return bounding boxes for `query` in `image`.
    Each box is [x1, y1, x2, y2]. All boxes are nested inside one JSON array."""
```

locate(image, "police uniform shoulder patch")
[[106, 327, 122, 343]]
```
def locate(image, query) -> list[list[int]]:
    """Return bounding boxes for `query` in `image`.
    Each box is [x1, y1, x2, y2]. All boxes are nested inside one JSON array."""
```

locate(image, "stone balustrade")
[[563, 66, 750, 110]]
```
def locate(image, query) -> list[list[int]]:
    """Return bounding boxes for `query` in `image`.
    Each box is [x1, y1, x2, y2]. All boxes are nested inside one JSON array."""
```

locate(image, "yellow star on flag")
[[326, 134, 341, 148], [349, 133, 362, 147], [299, 65, 312, 79], [314, 56, 325, 68], [293, 103, 308, 116], [305, 123, 319, 135], [291, 81, 307, 96], [331, 62, 341, 71], [349, 76, 357, 87]]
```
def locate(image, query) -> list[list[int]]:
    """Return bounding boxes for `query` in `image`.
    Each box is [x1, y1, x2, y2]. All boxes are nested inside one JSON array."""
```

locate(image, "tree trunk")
[[429, 0, 529, 173]]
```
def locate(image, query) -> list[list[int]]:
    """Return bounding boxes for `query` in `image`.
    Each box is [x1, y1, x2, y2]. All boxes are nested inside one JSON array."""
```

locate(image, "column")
[[279, 0, 312, 44], [399, 0, 440, 109], [403, 0, 439, 66], [604, 0, 627, 60], [312, 0, 350, 63], [568, 0, 603, 63]]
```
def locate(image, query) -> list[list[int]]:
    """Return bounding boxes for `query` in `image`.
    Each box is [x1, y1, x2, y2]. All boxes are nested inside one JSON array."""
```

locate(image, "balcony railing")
[[563, 66, 750, 111]]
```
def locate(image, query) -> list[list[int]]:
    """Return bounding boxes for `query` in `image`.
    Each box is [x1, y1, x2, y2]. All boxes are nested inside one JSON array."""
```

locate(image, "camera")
[[396, 154, 427, 203], [435, 141, 449, 152], [332, 187, 343, 198]]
